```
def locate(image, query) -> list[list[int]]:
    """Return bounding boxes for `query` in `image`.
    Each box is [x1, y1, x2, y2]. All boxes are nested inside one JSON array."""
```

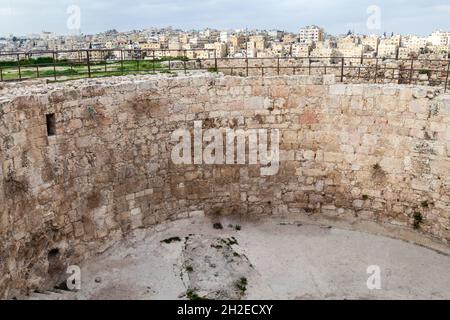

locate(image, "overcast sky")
[[0, 0, 449, 37]]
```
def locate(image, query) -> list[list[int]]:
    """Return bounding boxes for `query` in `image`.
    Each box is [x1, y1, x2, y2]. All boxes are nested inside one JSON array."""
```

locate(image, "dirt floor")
[[25, 214, 450, 300]]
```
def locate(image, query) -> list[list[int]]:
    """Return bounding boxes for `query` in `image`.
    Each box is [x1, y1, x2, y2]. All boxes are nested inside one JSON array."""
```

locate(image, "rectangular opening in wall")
[[46, 113, 56, 136]]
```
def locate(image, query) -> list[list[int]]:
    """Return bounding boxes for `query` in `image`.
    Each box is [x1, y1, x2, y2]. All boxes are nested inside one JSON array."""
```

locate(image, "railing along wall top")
[[0, 49, 448, 92]]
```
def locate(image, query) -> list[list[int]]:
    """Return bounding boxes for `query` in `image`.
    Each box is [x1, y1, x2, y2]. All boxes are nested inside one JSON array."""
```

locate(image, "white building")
[[268, 30, 284, 40], [189, 37, 209, 48], [428, 30, 450, 46], [292, 43, 312, 57], [220, 31, 228, 43], [402, 36, 429, 51], [246, 41, 257, 58], [299, 26, 324, 43]]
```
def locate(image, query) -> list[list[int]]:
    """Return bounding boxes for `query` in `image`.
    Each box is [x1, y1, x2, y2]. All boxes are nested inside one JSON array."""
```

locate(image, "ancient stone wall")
[[1, 73, 450, 298]]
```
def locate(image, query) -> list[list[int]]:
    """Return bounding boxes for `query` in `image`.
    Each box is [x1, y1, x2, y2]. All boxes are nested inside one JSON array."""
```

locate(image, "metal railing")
[[0, 49, 449, 92]]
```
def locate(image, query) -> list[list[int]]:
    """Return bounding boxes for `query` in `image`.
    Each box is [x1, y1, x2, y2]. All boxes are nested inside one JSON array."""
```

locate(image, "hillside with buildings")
[[1, 26, 449, 61]]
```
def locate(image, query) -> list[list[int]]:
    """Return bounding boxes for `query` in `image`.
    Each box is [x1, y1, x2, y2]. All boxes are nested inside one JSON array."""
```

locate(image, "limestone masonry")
[[1, 73, 450, 298]]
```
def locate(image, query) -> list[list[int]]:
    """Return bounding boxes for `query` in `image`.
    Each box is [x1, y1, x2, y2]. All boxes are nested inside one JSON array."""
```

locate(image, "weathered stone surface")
[[0, 73, 449, 298]]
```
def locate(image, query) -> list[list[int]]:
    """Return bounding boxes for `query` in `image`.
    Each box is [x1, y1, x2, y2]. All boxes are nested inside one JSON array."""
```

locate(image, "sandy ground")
[[27, 215, 450, 300]]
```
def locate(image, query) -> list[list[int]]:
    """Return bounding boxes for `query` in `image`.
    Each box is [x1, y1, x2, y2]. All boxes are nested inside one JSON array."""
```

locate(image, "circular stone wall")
[[0, 74, 449, 298]]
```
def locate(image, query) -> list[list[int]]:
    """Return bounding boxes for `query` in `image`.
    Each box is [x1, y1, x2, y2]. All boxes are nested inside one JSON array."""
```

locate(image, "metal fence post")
[[152, 50, 155, 73], [409, 58, 414, 85], [308, 58, 311, 75], [52, 51, 57, 81], [120, 50, 124, 75], [374, 58, 378, 83], [86, 50, 91, 78], [445, 60, 450, 93], [277, 57, 280, 75], [214, 50, 217, 71], [246, 58, 249, 76], [341, 57, 344, 82], [17, 54, 22, 80], [184, 50, 187, 74]]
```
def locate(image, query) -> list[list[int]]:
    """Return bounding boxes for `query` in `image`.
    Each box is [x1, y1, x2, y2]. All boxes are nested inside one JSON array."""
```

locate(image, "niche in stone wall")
[[46, 113, 56, 136]]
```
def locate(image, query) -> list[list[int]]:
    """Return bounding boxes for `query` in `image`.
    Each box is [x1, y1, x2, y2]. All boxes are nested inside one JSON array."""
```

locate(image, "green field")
[[0, 56, 190, 81]]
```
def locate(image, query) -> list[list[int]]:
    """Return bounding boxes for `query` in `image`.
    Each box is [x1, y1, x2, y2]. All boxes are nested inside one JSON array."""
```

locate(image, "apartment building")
[[189, 36, 209, 48], [402, 36, 428, 51], [299, 25, 324, 43], [337, 46, 364, 58], [220, 31, 228, 43], [229, 34, 246, 49], [282, 34, 297, 44], [249, 35, 266, 52], [310, 43, 339, 63], [268, 30, 284, 40], [168, 37, 182, 50], [246, 41, 257, 58], [267, 42, 290, 57], [377, 44, 398, 59], [382, 35, 402, 46], [428, 30, 450, 46], [204, 42, 227, 57], [361, 36, 379, 52], [292, 43, 312, 57], [427, 45, 449, 58]]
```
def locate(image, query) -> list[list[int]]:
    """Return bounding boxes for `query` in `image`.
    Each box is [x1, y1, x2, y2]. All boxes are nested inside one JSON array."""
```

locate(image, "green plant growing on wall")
[[234, 277, 248, 294], [186, 289, 207, 300], [87, 105, 97, 120]]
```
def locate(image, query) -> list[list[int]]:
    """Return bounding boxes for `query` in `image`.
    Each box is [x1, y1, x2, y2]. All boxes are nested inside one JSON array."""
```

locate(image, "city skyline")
[[0, 0, 450, 37]]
